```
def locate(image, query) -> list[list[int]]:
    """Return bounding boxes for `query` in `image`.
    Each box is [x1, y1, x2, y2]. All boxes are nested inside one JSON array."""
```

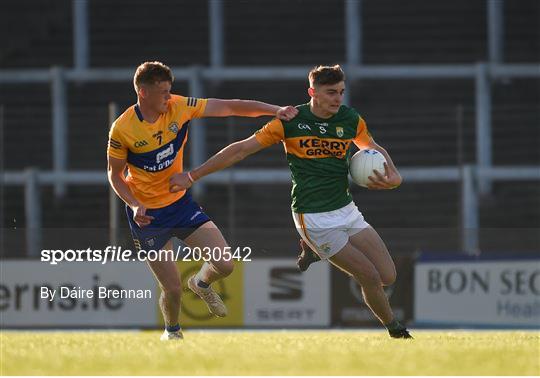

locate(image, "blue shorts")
[[126, 191, 211, 252]]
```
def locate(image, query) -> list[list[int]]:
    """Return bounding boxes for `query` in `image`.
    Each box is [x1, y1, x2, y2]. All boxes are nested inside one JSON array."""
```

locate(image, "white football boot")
[[187, 275, 228, 317], [160, 329, 184, 341]]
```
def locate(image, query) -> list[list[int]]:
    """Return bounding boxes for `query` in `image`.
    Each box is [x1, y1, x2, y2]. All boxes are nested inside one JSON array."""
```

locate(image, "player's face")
[[141, 81, 172, 114], [311, 81, 345, 116]]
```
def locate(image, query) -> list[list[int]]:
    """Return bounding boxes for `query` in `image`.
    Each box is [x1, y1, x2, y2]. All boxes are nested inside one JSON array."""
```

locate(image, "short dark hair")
[[133, 61, 174, 92], [308, 65, 345, 87]]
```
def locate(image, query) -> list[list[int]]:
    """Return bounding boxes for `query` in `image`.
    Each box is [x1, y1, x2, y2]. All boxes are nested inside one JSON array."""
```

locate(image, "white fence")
[[1, 0, 539, 258], [2, 165, 540, 257]]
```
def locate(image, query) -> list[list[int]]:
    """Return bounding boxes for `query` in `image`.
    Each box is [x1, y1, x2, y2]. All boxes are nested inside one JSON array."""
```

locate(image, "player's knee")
[[354, 268, 382, 287], [381, 269, 397, 286]]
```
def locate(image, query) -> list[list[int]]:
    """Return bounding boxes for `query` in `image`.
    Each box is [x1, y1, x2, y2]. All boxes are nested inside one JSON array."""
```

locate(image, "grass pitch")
[[1, 330, 538, 375]]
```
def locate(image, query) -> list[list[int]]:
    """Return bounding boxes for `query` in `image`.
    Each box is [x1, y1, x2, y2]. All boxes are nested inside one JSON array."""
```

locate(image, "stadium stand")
[[0, 0, 72, 68], [0, 0, 538, 257]]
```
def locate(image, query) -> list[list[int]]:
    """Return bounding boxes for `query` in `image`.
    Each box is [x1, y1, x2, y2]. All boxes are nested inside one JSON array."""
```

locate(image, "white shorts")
[[292, 201, 370, 260]]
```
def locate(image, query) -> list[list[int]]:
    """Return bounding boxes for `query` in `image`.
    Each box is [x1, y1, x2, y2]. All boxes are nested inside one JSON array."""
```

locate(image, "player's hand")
[[367, 162, 402, 190], [131, 203, 154, 228], [169, 173, 192, 193], [276, 106, 298, 121]]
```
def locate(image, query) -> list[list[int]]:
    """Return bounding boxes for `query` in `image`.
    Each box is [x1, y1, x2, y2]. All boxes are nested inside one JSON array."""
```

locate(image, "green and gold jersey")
[[254, 103, 372, 213]]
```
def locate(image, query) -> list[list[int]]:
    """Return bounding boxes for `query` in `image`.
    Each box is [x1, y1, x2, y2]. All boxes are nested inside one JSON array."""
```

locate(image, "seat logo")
[[269, 267, 302, 300]]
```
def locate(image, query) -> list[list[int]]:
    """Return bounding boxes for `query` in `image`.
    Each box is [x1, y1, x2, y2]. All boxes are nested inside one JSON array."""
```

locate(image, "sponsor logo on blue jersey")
[[127, 122, 188, 172]]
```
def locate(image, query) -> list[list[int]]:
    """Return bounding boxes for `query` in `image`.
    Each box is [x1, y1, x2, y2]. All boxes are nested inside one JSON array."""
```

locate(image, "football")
[[349, 149, 387, 187]]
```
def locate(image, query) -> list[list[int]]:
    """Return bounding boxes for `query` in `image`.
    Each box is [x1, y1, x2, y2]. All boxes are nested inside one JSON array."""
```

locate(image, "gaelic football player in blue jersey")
[[107, 61, 297, 340]]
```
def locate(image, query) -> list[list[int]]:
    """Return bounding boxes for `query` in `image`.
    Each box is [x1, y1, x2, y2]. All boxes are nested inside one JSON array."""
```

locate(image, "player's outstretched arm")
[[107, 156, 154, 227], [203, 99, 298, 121], [169, 135, 266, 192]]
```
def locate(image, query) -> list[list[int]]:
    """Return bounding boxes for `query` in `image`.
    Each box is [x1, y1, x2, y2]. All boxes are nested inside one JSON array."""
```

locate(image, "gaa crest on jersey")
[[168, 122, 179, 134], [336, 127, 344, 137]]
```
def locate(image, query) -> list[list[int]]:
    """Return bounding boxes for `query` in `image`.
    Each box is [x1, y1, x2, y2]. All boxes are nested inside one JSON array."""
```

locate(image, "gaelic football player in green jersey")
[[169, 65, 412, 339]]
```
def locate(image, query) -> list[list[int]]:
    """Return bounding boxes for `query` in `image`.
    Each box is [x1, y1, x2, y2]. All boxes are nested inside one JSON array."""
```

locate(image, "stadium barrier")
[[243, 258, 331, 327], [0, 260, 158, 328], [0, 257, 330, 329], [414, 253, 540, 328], [2, 255, 538, 329], [3, 166, 540, 258], [332, 255, 414, 327], [1, 62, 539, 196]]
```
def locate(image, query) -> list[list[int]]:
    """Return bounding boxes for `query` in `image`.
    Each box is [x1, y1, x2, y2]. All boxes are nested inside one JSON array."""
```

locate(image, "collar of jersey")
[[297, 103, 347, 122], [134, 104, 144, 122], [134, 104, 162, 126]]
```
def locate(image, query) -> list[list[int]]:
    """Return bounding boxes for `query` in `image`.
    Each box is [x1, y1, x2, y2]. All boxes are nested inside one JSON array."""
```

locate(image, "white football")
[[349, 149, 387, 188]]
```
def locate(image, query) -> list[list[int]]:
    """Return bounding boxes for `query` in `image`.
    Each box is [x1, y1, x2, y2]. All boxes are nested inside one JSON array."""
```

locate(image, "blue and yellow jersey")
[[107, 95, 207, 208]]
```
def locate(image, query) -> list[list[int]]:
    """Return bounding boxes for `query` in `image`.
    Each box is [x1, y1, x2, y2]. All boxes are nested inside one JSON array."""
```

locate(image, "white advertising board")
[[0, 260, 158, 327], [414, 258, 540, 327], [243, 258, 330, 326]]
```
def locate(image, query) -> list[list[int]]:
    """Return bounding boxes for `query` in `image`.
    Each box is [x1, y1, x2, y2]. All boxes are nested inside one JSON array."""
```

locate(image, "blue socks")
[[166, 323, 181, 333], [197, 279, 210, 288]]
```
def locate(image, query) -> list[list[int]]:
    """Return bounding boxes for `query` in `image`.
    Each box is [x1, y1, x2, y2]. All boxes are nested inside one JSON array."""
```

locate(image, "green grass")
[[1, 330, 539, 375]]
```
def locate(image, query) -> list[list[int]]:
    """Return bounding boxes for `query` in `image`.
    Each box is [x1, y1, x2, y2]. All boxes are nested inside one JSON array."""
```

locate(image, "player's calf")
[[213, 258, 234, 277]]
